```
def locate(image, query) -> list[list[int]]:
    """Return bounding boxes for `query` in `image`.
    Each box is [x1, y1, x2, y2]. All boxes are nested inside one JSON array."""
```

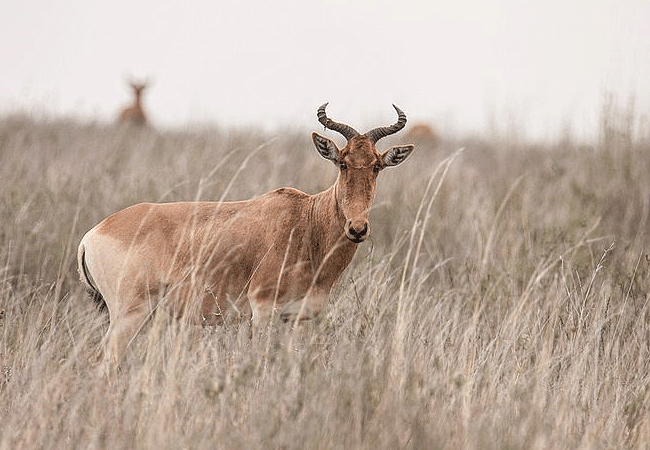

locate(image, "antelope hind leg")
[[103, 306, 152, 368]]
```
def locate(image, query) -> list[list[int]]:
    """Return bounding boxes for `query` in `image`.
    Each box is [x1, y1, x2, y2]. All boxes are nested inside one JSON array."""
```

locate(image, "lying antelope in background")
[[117, 80, 149, 126], [406, 122, 439, 147], [78, 103, 414, 364]]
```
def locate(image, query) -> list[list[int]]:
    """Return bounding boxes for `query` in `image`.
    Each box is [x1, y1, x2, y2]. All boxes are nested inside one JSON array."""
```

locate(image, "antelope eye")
[[339, 162, 348, 171]]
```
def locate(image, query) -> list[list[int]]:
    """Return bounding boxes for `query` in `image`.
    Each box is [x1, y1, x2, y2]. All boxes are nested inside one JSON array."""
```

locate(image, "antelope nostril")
[[349, 223, 368, 237]]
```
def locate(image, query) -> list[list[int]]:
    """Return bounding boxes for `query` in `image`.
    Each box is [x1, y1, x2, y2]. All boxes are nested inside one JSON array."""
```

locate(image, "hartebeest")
[[117, 80, 148, 125], [406, 122, 438, 147], [78, 103, 414, 364]]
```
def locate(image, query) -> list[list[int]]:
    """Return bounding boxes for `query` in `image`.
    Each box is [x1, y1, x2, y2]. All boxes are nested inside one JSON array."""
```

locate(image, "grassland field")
[[0, 109, 649, 449]]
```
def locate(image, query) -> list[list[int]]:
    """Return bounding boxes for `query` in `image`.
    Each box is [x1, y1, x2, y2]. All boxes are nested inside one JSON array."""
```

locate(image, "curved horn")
[[317, 103, 359, 141], [365, 104, 407, 143]]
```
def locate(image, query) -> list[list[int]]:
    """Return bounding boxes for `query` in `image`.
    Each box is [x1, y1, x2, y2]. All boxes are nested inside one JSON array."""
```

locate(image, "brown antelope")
[[406, 122, 438, 147], [78, 103, 414, 364], [117, 80, 148, 125]]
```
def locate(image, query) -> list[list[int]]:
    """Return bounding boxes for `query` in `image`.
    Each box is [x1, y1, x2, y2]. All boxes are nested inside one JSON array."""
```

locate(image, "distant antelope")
[[78, 103, 414, 364], [406, 122, 438, 146], [117, 80, 148, 125]]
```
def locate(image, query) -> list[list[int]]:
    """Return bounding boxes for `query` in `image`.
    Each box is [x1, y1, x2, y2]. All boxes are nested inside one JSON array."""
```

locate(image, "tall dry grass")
[[0, 112, 649, 449]]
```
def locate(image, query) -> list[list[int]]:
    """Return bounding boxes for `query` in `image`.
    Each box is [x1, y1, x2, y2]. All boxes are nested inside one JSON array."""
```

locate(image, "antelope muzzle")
[[345, 219, 369, 243]]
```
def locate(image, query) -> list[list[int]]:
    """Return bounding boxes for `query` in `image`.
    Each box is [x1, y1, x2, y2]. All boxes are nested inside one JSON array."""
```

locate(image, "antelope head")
[[312, 103, 414, 243], [129, 81, 148, 102]]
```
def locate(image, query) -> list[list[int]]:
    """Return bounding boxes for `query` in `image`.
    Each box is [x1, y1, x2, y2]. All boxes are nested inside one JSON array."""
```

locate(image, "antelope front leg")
[[278, 287, 328, 325], [249, 298, 276, 330], [248, 297, 279, 351]]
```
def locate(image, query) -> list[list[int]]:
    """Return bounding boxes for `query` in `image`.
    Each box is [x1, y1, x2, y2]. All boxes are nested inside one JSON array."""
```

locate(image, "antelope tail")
[[77, 243, 105, 307]]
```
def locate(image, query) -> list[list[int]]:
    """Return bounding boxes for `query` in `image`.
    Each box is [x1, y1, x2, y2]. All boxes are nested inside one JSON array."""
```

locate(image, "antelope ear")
[[381, 145, 414, 167], [312, 132, 340, 162]]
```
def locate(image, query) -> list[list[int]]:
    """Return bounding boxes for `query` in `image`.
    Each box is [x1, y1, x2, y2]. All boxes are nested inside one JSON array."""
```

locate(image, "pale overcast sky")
[[1, 0, 648, 140]]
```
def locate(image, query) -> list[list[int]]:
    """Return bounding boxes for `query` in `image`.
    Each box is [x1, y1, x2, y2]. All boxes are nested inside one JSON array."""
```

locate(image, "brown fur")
[[118, 82, 147, 126], [406, 122, 438, 146], [78, 111, 414, 365]]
